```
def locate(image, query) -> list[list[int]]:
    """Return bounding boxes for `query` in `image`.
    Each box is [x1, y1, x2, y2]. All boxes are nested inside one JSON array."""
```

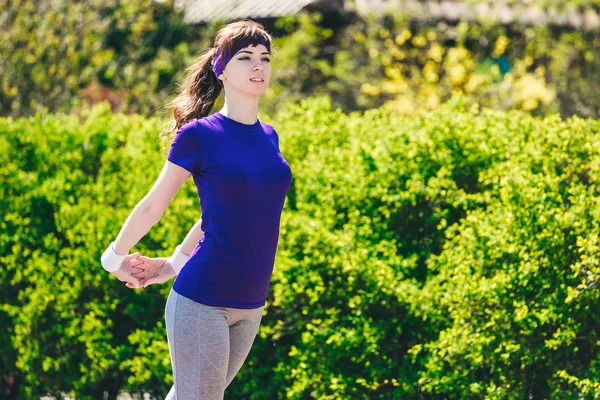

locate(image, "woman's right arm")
[[101, 160, 191, 286], [111, 160, 191, 254]]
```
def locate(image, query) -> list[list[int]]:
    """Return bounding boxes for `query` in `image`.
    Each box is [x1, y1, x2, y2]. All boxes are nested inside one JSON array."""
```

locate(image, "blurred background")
[[1, 0, 598, 121], [2, 1, 600, 399]]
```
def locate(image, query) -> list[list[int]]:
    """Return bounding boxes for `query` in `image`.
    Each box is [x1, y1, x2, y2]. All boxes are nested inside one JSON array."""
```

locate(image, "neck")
[[218, 94, 260, 125]]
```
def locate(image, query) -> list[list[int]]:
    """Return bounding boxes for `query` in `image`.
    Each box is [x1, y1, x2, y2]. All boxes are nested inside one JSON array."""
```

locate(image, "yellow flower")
[[493, 36, 510, 58], [412, 35, 427, 47], [427, 43, 444, 63], [465, 75, 483, 93], [361, 83, 381, 96], [391, 48, 406, 60], [395, 29, 411, 46], [449, 65, 467, 86], [535, 66, 546, 77], [382, 80, 407, 94], [522, 98, 539, 111], [423, 61, 439, 83], [513, 73, 556, 110], [379, 29, 390, 39], [427, 94, 440, 109], [447, 47, 470, 62], [385, 66, 402, 80]]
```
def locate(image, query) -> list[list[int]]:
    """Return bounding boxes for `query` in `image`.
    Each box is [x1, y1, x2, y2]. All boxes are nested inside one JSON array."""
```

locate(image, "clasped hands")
[[111, 253, 177, 289]]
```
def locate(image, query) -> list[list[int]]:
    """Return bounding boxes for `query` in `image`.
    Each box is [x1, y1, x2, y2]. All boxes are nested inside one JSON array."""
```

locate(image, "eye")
[[238, 56, 271, 62]]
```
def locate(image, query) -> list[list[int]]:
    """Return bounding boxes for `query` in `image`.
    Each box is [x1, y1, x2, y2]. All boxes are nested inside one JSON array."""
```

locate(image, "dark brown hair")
[[160, 19, 273, 145]]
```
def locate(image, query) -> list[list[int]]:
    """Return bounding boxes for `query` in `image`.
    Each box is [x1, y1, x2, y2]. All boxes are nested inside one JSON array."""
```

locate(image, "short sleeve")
[[267, 124, 280, 152], [167, 120, 204, 175]]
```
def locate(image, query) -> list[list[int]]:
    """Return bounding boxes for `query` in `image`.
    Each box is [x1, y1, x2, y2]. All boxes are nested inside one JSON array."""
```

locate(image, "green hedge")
[[2, 95, 600, 398]]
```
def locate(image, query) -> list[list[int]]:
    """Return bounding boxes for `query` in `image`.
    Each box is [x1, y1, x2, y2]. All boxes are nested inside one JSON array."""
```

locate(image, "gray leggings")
[[164, 288, 264, 400]]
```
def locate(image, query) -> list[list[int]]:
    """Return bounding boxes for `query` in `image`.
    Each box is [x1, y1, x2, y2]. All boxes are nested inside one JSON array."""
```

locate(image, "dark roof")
[[173, 0, 600, 30], [359, 0, 600, 31], [173, 0, 319, 23]]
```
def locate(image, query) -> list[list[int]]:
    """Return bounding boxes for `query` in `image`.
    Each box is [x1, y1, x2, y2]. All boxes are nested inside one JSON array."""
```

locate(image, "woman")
[[100, 20, 292, 399]]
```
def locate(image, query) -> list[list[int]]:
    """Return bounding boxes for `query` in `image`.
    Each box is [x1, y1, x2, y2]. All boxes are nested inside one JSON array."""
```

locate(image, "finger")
[[131, 268, 149, 277], [124, 252, 140, 261], [131, 271, 146, 279], [129, 259, 144, 267], [136, 255, 153, 262], [131, 265, 146, 272], [143, 276, 164, 287], [126, 282, 135, 289], [128, 278, 141, 289]]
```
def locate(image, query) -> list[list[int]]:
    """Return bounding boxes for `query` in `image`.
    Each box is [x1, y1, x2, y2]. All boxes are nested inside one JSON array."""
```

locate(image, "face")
[[218, 44, 271, 97]]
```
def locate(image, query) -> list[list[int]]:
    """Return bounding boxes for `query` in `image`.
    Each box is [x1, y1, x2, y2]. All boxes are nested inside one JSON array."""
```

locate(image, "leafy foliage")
[[3, 95, 600, 398], [0, 0, 217, 118], [2, 3, 599, 120]]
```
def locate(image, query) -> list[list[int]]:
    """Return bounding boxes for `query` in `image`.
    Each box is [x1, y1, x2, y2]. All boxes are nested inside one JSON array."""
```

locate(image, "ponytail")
[[160, 47, 222, 144]]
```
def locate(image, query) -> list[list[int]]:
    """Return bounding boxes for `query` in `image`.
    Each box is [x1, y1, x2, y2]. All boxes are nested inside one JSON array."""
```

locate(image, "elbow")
[[141, 200, 166, 222]]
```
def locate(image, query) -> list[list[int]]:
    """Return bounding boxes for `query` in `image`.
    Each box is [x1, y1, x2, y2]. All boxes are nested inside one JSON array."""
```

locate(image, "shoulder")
[[260, 121, 279, 141], [177, 118, 210, 135], [260, 120, 277, 133], [174, 117, 220, 142], [173, 119, 200, 141], [259, 121, 281, 151]]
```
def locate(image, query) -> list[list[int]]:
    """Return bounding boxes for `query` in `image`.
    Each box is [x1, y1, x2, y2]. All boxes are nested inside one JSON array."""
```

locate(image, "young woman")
[[100, 20, 292, 399]]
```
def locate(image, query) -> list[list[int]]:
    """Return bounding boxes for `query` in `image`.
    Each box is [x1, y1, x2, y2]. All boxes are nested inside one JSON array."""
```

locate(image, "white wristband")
[[167, 245, 190, 275], [101, 241, 127, 272]]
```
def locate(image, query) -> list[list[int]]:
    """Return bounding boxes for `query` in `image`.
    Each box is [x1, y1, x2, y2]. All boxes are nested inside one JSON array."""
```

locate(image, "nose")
[[252, 62, 265, 71]]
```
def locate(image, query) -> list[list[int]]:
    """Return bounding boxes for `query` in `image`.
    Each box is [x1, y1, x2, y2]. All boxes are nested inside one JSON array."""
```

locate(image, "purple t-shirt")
[[167, 112, 292, 309]]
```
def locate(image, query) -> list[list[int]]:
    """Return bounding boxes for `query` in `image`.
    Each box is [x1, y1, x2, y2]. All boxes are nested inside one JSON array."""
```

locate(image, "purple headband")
[[212, 39, 268, 85]]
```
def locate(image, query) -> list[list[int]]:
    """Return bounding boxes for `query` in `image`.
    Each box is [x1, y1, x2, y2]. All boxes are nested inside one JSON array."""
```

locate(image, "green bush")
[[0, 105, 197, 398], [2, 95, 600, 398], [405, 103, 600, 399]]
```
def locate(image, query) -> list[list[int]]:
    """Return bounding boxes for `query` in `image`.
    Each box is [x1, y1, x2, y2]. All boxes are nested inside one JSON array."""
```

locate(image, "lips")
[[250, 77, 264, 82]]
